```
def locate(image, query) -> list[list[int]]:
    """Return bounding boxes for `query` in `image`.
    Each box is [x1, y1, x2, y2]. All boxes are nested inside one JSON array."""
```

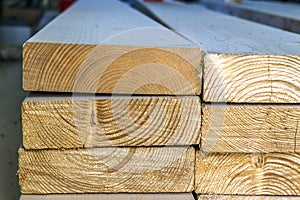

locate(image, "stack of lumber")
[[19, 0, 300, 199], [133, 0, 300, 199], [19, 0, 201, 199]]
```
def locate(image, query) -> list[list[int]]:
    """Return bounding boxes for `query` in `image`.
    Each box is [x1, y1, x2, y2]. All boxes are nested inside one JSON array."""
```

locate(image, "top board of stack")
[[19, 0, 300, 199], [23, 0, 300, 102]]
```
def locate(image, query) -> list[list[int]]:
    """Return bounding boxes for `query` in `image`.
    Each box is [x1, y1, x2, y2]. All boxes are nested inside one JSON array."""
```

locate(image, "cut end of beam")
[[19, 147, 195, 194], [23, 43, 203, 94], [195, 152, 300, 195], [204, 54, 300, 103]]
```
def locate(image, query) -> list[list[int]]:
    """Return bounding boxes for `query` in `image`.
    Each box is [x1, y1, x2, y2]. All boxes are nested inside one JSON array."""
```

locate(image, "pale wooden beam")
[[20, 193, 195, 200], [22, 0, 202, 95], [133, 0, 300, 103], [22, 94, 201, 149], [19, 147, 195, 194], [196, 151, 300, 195]]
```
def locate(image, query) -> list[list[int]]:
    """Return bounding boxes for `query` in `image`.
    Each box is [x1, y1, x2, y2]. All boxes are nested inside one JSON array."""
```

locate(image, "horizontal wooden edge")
[[23, 93, 202, 102], [18, 146, 195, 194], [198, 195, 300, 199], [18, 146, 196, 152], [23, 41, 202, 50], [202, 103, 300, 108], [20, 193, 195, 200]]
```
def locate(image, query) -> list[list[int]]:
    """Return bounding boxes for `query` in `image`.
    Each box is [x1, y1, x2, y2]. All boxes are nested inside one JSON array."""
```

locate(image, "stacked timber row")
[[134, 0, 300, 199], [19, 0, 300, 199], [19, 0, 201, 199]]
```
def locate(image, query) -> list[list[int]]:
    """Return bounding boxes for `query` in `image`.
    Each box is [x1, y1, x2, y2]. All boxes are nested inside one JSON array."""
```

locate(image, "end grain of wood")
[[19, 147, 195, 194], [201, 104, 300, 153], [22, 95, 201, 149], [196, 152, 300, 195]]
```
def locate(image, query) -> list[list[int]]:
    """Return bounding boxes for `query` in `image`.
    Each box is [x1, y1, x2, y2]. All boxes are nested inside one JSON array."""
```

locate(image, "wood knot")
[[251, 153, 265, 168]]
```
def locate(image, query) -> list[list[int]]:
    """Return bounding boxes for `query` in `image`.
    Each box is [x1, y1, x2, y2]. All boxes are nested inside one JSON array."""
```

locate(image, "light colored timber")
[[200, 0, 300, 34], [198, 195, 300, 199], [134, 1, 300, 103], [23, 0, 202, 95], [195, 152, 300, 195], [22, 94, 201, 149], [201, 104, 300, 153], [19, 146, 195, 194], [204, 54, 300, 103], [20, 193, 195, 200]]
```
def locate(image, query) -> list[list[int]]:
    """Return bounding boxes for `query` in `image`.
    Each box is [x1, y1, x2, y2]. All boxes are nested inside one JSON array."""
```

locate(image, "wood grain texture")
[[22, 94, 201, 149], [134, 1, 300, 103], [204, 54, 300, 103], [133, 1, 300, 55], [201, 104, 300, 153], [198, 195, 300, 199], [195, 152, 300, 195], [23, 0, 202, 95], [19, 147, 195, 194], [200, 0, 300, 34], [20, 193, 195, 200]]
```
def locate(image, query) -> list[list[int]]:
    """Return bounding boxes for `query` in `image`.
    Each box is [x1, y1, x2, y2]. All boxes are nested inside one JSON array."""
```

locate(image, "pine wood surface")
[[198, 195, 300, 199], [201, 104, 300, 153], [19, 147, 195, 194], [204, 54, 300, 103], [22, 94, 201, 149], [195, 152, 300, 195], [23, 0, 202, 95], [133, 0, 300, 103], [20, 193, 195, 200]]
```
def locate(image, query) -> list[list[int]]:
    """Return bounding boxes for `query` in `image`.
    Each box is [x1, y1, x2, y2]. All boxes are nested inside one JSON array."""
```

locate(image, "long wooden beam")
[[201, 103, 300, 153], [23, 93, 300, 153], [20, 194, 195, 200], [195, 151, 300, 195], [22, 0, 202, 95], [133, 1, 300, 103], [19, 146, 195, 194], [22, 94, 201, 149], [198, 195, 300, 199]]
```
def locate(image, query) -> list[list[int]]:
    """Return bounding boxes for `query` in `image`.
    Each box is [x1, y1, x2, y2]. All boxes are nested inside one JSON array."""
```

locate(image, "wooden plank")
[[204, 54, 300, 103], [23, 0, 202, 95], [19, 146, 195, 194], [20, 193, 195, 200], [200, 0, 300, 34], [133, 1, 300, 103], [198, 195, 300, 199], [22, 94, 201, 149], [195, 152, 300, 195], [201, 104, 300, 153]]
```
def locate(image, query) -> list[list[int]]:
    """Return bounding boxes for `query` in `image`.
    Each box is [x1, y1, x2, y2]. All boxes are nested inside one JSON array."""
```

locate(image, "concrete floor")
[[0, 61, 27, 200]]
